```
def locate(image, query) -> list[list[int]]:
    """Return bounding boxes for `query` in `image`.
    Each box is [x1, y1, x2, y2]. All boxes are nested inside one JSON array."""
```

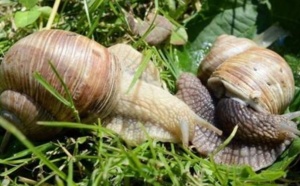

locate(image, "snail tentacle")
[[282, 111, 300, 120]]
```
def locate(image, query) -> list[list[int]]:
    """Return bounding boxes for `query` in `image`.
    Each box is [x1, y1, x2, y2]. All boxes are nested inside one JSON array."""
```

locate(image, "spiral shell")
[[198, 35, 294, 114], [0, 30, 121, 124]]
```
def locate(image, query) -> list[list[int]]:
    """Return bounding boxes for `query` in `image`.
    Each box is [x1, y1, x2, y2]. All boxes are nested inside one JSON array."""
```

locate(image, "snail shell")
[[208, 47, 295, 115], [0, 30, 120, 139], [1, 30, 120, 120], [199, 34, 295, 115]]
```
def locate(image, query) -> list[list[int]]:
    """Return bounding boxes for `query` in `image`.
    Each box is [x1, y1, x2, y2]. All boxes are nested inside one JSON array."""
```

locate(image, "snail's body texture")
[[216, 98, 299, 143], [106, 44, 222, 145], [0, 29, 220, 146], [108, 71, 218, 145]]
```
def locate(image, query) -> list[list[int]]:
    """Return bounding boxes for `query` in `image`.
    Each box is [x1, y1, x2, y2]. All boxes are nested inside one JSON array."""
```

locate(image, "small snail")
[[176, 35, 300, 170], [0, 29, 221, 148]]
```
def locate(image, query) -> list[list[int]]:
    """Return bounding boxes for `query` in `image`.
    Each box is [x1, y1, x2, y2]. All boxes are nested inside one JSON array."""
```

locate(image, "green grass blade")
[[37, 121, 107, 131], [34, 61, 80, 122], [126, 49, 153, 93], [48, 62, 80, 122], [1, 143, 53, 161], [33, 72, 71, 107], [0, 162, 28, 176], [0, 117, 68, 181], [212, 125, 238, 156], [83, 0, 92, 29], [67, 160, 74, 185]]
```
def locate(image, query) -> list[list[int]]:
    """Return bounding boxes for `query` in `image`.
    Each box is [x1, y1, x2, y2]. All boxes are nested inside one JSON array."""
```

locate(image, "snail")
[[0, 29, 222, 149], [176, 35, 300, 171]]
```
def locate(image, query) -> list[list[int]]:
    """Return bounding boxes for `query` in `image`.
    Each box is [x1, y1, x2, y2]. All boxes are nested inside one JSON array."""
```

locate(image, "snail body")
[[177, 35, 300, 170], [0, 29, 221, 144]]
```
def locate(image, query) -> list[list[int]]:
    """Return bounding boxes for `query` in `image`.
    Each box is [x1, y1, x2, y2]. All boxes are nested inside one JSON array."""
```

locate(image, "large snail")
[[176, 35, 300, 170], [0, 29, 221, 147]]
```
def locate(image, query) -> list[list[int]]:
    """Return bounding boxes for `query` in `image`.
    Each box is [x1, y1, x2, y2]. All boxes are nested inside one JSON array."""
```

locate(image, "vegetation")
[[0, 0, 300, 185]]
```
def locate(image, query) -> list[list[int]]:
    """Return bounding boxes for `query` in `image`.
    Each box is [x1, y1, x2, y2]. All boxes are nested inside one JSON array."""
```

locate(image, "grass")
[[0, 0, 300, 185]]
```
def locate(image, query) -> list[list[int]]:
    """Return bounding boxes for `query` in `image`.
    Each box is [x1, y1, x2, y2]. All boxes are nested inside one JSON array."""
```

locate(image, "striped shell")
[[198, 35, 257, 83], [0, 30, 121, 137], [198, 35, 294, 114]]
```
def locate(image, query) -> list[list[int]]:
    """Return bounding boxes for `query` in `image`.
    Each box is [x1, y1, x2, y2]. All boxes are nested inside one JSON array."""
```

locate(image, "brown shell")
[[198, 35, 257, 83], [0, 90, 61, 140], [0, 29, 121, 123], [207, 47, 294, 114]]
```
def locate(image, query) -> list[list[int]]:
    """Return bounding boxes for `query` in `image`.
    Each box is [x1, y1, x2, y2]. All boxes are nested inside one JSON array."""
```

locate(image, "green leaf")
[[170, 26, 188, 45], [190, 4, 258, 60], [19, 0, 38, 9], [243, 170, 286, 182], [14, 9, 41, 28], [38, 6, 52, 17]]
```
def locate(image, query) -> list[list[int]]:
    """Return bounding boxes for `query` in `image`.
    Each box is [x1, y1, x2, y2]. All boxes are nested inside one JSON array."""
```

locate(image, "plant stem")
[[45, 0, 61, 29]]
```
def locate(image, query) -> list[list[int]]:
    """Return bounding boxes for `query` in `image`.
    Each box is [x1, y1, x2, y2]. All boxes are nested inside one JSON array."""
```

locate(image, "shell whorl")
[[198, 35, 257, 83], [0, 90, 61, 140]]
